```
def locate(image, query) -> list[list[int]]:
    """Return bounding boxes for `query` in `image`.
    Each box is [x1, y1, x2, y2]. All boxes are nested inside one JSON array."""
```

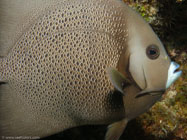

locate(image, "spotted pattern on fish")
[[0, 0, 128, 137]]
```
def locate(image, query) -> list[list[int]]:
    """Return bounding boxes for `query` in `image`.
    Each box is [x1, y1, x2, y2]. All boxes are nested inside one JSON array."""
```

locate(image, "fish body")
[[0, 0, 130, 137], [0, 0, 182, 139]]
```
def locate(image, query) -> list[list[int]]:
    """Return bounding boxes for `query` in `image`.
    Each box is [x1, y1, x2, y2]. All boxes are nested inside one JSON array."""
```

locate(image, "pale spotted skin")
[[0, 0, 129, 137]]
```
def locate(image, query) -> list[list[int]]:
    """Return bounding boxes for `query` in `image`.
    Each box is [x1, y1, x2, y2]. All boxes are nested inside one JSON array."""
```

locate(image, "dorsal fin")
[[0, 0, 63, 57]]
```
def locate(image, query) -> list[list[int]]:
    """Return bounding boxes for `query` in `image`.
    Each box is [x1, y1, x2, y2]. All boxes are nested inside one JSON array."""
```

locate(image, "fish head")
[[128, 41, 177, 96], [118, 8, 182, 96]]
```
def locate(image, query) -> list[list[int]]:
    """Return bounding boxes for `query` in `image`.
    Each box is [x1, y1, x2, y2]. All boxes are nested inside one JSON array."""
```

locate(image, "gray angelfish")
[[0, 0, 182, 140]]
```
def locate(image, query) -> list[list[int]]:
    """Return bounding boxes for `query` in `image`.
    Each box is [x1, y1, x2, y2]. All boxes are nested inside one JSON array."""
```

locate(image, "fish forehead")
[[1, 0, 129, 130]]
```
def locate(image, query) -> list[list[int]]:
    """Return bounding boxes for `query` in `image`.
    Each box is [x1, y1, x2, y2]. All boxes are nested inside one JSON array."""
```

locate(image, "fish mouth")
[[166, 62, 182, 89]]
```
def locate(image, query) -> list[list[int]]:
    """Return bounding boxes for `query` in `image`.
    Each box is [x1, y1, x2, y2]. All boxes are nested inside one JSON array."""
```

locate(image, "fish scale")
[[0, 0, 127, 137]]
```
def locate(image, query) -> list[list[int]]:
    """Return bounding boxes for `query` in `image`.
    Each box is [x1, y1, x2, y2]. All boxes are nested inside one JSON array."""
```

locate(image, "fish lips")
[[166, 62, 182, 89]]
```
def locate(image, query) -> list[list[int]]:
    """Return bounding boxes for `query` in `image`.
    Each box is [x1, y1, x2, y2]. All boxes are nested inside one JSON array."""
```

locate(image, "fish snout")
[[166, 62, 182, 89]]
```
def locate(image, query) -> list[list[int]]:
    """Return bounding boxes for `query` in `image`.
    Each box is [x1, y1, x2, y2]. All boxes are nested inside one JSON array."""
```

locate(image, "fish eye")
[[146, 45, 160, 60]]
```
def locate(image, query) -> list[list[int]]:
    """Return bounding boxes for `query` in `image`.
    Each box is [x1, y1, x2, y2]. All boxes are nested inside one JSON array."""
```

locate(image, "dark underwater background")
[[43, 0, 187, 140]]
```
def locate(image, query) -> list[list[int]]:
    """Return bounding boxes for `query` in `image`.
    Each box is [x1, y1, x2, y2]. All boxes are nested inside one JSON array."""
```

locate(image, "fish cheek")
[[143, 57, 170, 89]]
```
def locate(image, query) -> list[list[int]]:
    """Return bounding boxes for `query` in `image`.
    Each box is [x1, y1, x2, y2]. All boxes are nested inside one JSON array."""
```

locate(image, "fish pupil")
[[149, 49, 156, 55]]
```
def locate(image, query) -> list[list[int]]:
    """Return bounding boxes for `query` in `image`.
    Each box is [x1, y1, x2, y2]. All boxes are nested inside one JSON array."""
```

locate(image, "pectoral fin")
[[105, 119, 128, 140], [107, 67, 131, 95]]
